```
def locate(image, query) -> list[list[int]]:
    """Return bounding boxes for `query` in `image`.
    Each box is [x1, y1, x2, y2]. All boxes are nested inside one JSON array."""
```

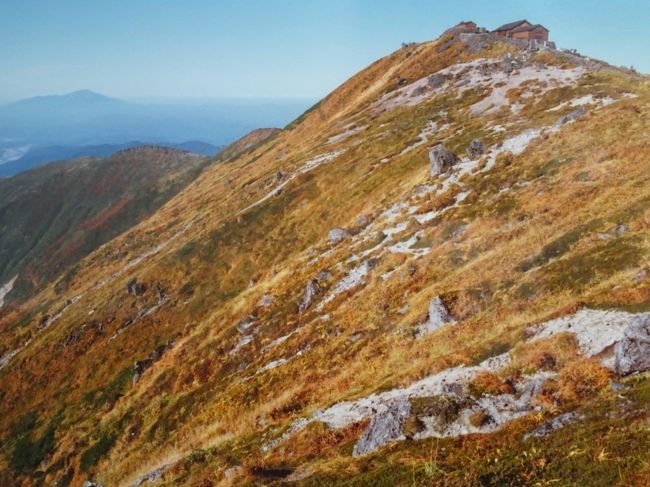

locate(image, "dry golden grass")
[[468, 371, 515, 397], [556, 358, 612, 404], [1, 33, 649, 487]]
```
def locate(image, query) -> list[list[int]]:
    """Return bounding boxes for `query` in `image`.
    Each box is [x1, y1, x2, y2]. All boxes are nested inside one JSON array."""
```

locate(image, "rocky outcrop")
[[353, 398, 412, 456], [299, 279, 320, 313], [0, 274, 18, 307], [614, 314, 650, 376], [555, 107, 587, 126], [133, 339, 174, 384], [426, 73, 447, 89], [429, 145, 460, 176], [524, 412, 583, 439], [130, 465, 169, 486], [356, 214, 371, 227], [258, 294, 273, 308], [328, 228, 350, 244], [127, 278, 146, 296], [416, 296, 455, 336], [466, 139, 485, 159]]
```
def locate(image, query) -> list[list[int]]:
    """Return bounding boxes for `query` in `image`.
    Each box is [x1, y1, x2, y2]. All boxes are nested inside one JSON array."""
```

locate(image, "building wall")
[[511, 27, 548, 42], [494, 21, 532, 38]]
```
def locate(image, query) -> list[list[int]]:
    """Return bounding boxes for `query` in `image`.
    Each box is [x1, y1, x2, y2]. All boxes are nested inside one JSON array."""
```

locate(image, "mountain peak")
[[62, 89, 111, 100], [8, 89, 125, 108]]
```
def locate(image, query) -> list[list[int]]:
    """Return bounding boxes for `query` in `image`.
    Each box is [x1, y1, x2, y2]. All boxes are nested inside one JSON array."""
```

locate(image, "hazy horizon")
[[0, 91, 319, 107]]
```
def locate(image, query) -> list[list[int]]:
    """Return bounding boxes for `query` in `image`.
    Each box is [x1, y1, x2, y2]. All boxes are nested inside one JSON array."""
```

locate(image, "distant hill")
[[0, 146, 211, 304], [0, 139, 223, 177]]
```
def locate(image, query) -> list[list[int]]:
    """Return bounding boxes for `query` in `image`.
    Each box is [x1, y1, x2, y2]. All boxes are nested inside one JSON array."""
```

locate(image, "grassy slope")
[[0, 34, 649, 486], [0, 146, 210, 304]]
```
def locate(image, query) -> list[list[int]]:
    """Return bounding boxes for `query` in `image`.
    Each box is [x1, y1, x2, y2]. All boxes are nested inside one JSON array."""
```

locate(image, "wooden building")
[[493, 20, 549, 42]]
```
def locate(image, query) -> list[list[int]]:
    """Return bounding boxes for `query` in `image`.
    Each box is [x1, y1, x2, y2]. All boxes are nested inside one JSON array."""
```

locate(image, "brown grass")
[[556, 358, 612, 403]]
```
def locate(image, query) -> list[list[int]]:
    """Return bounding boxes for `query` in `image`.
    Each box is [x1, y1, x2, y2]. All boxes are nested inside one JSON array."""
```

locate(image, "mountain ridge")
[[0, 140, 224, 177], [4, 89, 126, 108], [1, 28, 650, 486]]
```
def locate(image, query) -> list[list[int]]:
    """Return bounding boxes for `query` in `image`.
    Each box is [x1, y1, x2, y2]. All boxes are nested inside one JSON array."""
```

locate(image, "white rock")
[[0, 274, 18, 307], [416, 296, 455, 336]]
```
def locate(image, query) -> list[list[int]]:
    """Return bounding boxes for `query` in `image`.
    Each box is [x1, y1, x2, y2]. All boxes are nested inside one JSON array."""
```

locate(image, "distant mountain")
[[0, 91, 312, 175], [0, 139, 224, 177], [6, 89, 127, 111], [0, 146, 211, 304], [0, 90, 129, 134]]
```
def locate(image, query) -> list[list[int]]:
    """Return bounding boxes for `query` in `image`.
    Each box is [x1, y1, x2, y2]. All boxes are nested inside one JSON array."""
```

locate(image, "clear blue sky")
[[0, 0, 648, 103]]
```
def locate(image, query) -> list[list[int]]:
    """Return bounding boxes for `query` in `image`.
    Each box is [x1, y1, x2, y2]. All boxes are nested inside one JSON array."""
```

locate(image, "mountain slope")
[[214, 128, 281, 163], [1, 30, 650, 487], [0, 146, 210, 306]]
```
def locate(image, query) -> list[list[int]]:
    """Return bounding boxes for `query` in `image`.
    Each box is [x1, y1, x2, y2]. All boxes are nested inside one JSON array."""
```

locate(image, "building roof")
[[511, 23, 549, 33], [493, 19, 530, 32]]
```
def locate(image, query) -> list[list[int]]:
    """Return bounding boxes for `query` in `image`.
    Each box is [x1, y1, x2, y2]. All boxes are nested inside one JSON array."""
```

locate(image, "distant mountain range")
[[0, 90, 313, 176], [0, 139, 223, 177]]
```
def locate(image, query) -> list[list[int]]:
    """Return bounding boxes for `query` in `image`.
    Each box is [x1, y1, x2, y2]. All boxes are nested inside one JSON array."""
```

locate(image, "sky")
[[0, 0, 648, 103]]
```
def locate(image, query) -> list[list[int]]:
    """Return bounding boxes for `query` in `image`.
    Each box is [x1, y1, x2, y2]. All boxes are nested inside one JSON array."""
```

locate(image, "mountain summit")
[[5, 89, 127, 111], [1, 26, 649, 486], [9, 89, 123, 105]]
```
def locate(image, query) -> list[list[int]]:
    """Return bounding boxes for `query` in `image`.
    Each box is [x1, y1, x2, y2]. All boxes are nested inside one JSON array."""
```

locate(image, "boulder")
[[500, 54, 523, 74], [555, 107, 587, 126], [352, 398, 412, 456], [357, 214, 370, 227], [236, 317, 255, 333], [328, 228, 350, 244], [132, 466, 167, 486], [298, 279, 320, 313], [132, 340, 173, 384], [316, 270, 332, 282], [614, 314, 650, 376], [615, 224, 629, 236], [417, 296, 455, 336], [258, 294, 273, 308], [427, 73, 447, 89], [224, 466, 243, 481], [466, 139, 485, 159], [126, 278, 146, 296], [82, 482, 105, 487], [429, 145, 460, 177]]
